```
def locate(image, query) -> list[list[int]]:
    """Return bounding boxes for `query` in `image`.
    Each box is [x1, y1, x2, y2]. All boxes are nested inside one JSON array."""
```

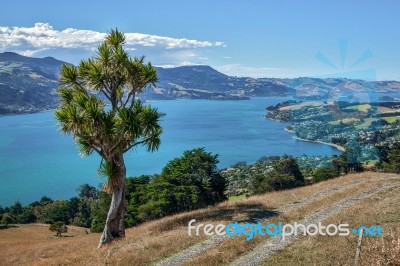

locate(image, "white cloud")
[[0, 23, 225, 64]]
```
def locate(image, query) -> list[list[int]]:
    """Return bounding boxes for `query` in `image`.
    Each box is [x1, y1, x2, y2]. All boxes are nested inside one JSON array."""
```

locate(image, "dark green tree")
[[376, 144, 391, 166], [1, 213, 15, 227], [55, 29, 162, 246], [267, 171, 298, 190], [332, 155, 348, 174], [34, 200, 71, 224], [136, 181, 175, 221], [9, 201, 23, 217], [124, 149, 227, 224], [77, 184, 98, 199], [40, 196, 53, 205], [250, 171, 297, 194], [380, 142, 400, 173], [1, 214, 13, 227], [249, 156, 304, 195], [18, 207, 37, 223], [90, 192, 111, 233], [342, 145, 363, 172], [69, 197, 94, 228], [49, 221, 68, 237], [161, 148, 227, 208], [125, 175, 153, 226], [312, 168, 340, 183], [249, 174, 270, 194], [272, 157, 305, 186]]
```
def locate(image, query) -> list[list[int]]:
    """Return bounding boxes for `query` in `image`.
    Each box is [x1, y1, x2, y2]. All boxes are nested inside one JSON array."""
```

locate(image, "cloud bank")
[[0, 23, 225, 65]]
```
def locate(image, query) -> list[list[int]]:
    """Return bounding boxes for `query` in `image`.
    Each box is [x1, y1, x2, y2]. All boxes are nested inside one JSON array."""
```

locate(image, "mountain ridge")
[[1, 52, 400, 114]]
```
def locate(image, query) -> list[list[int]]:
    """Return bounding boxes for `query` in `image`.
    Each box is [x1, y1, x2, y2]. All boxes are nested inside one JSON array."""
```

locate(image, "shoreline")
[[0, 108, 55, 117], [284, 127, 346, 152]]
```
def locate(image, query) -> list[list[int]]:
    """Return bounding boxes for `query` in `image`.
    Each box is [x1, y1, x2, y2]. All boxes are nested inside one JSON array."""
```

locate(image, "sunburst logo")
[[316, 39, 373, 74], [314, 40, 378, 119], [287, 40, 381, 164]]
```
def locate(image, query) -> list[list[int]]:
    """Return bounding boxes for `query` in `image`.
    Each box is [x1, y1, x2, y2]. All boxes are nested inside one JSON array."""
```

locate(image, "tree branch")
[[108, 138, 125, 156], [76, 133, 105, 158], [129, 92, 137, 109], [92, 146, 103, 157], [100, 88, 112, 103], [123, 90, 134, 107], [123, 138, 148, 153]]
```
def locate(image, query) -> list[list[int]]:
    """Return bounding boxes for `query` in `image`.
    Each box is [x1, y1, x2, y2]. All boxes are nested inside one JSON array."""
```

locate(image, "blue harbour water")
[[0, 98, 340, 206]]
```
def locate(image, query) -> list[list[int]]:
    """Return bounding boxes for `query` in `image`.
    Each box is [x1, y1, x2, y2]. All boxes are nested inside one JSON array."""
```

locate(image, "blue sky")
[[0, 0, 399, 80]]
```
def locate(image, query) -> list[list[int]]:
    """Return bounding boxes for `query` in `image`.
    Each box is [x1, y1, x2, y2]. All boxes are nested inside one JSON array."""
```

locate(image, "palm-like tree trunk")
[[98, 153, 126, 248]]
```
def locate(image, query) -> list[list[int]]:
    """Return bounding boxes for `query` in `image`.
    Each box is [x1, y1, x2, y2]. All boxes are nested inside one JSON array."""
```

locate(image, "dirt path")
[[229, 182, 400, 266], [156, 176, 398, 266]]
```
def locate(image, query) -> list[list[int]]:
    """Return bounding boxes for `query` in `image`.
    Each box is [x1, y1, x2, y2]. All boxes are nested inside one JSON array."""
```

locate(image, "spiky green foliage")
[[55, 29, 162, 178]]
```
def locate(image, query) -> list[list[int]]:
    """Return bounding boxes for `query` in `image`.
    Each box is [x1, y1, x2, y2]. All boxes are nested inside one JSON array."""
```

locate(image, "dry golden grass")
[[181, 176, 391, 266], [379, 106, 400, 114], [0, 172, 398, 266], [0, 224, 101, 265], [279, 102, 325, 111], [262, 186, 400, 266], [362, 229, 400, 266]]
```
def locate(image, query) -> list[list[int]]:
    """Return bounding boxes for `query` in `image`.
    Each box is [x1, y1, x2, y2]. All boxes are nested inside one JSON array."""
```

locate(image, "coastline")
[[284, 127, 346, 152], [0, 108, 55, 117]]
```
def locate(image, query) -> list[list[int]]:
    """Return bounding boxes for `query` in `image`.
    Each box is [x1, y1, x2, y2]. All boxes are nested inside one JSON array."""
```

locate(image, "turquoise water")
[[0, 98, 340, 206]]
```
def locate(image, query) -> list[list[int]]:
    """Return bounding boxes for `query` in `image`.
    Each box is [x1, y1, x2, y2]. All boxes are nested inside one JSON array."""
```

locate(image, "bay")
[[0, 97, 340, 206]]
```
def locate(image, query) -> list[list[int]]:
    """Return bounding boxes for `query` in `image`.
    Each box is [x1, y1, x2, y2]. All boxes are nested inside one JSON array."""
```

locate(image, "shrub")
[[249, 157, 304, 195], [379, 142, 400, 173], [312, 168, 340, 183], [267, 171, 297, 190], [1, 214, 13, 226], [273, 157, 305, 186], [49, 221, 68, 237], [250, 171, 297, 194]]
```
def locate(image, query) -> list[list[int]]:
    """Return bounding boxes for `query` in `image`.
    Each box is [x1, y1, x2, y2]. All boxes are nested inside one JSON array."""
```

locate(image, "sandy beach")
[[284, 127, 346, 152]]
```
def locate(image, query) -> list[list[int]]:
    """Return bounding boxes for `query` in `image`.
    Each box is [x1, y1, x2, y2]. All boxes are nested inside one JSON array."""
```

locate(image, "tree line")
[[0, 148, 226, 232], [2, 143, 400, 231]]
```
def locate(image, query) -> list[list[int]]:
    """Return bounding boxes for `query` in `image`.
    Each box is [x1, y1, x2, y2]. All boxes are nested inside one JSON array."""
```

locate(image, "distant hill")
[[0, 52, 66, 114], [1, 52, 400, 114], [146, 65, 291, 99]]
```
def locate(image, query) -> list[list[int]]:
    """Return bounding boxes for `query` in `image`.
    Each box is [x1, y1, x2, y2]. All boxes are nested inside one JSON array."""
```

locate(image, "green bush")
[[312, 168, 340, 183], [249, 156, 304, 195], [1, 214, 13, 226], [272, 157, 305, 186], [267, 171, 298, 190], [49, 221, 68, 237], [379, 142, 400, 173], [250, 171, 297, 194]]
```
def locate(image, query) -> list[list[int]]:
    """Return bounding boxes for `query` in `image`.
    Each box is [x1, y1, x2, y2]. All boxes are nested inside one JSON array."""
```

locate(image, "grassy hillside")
[[0, 172, 399, 265]]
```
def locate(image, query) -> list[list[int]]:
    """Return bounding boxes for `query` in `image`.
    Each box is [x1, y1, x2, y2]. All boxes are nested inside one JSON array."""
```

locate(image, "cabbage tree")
[[55, 29, 162, 247]]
